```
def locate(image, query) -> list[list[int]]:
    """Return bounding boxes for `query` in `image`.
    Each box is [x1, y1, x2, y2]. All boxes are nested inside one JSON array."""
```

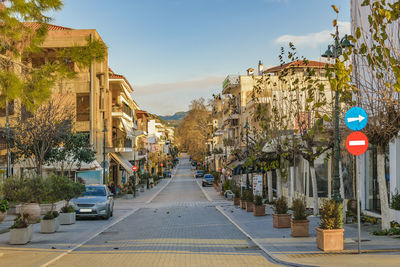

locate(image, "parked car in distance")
[[191, 161, 197, 166], [164, 171, 171, 178], [202, 174, 214, 187], [195, 170, 204, 178], [71, 184, 114, 219]]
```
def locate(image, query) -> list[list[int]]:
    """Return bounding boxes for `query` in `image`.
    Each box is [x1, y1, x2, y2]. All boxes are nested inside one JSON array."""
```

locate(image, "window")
[[76, 94, 90, 121], [122, 103, 132, 117]]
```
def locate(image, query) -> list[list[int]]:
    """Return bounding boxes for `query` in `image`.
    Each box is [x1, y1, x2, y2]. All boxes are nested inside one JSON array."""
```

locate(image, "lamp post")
[[103, 122, 107, 184], [244, 119, 250, 190], [321, 25, 352, 202]]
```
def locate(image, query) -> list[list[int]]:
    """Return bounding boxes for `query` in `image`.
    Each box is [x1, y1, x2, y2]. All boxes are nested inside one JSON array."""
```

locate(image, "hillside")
[[159, 111, 187, 127]]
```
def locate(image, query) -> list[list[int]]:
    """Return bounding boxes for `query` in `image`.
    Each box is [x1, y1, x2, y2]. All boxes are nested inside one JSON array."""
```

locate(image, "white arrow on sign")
[[347, 115, 365, 123], [349, 140, 366, 146]]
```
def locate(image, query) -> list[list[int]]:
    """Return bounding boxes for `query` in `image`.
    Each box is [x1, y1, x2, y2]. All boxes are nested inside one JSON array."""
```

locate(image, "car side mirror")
[[109, 193, 114, 198]]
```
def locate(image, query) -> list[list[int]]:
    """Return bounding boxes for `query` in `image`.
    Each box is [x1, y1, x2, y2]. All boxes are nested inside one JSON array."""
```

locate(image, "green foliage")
[[43, 175, 67, 209], [10, 214, 29, 229], [391, 191, 400, 210], [43, 210, 59, 220], [0, 199, 9, 212], [373, 227, 400, 236], [222, 179, 233, 192], [241, 189, 253, 202], [292, 198, 307, 220], [2, 176, 34, 204], [274, 196, 288, 214], [233, 187, 241, 198], [320, 199, 343, 230], [60, 205, 75, 213], [254, 195, 263, 206]]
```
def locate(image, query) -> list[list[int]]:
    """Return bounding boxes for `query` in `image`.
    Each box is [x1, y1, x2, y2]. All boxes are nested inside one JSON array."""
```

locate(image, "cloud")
[[275, 21, 350, 48]]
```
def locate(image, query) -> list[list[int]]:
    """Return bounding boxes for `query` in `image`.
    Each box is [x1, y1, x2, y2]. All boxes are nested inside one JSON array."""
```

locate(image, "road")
[[49, 158, 277, 266]]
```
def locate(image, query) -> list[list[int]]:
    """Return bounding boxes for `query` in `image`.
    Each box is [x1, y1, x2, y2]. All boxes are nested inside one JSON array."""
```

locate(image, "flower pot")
[[233, 197, 240, 206], [23, 203, 41, 224], [291, 219, 309, 237], [41, 218, 59, 233], [253, 205, 266, 216], [10, 224, 32, 245], [0, 210, 7, 223], [245, 202, 254, 212], [273, 213, 291, 228], [240, 200, 246, 209], [59, 212, 76, 225], [316, 227, 344, 251]]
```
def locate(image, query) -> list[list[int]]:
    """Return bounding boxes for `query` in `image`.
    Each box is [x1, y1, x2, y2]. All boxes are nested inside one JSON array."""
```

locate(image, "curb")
[[194, 177, 212, 202], [146, 175, 174, 204], [216, 206, 315, 267]]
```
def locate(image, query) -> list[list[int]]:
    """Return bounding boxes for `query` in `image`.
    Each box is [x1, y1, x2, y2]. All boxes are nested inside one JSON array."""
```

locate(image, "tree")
[[349, 0, 400, 230], [176, 98, 211, 162], [11, 97, 74, 175]]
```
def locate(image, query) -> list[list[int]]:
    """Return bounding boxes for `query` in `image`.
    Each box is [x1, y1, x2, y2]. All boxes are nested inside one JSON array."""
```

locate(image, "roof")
[[108, 68, 134, 92], [136, 110, 150, 117], [23, 22, 73, 31], [264, 60, 331, 73]]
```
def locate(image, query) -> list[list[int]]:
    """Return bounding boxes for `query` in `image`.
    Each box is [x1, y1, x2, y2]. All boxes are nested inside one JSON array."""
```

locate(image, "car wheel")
[[103, 209, 110, 220], [202, 183, 205, 187]]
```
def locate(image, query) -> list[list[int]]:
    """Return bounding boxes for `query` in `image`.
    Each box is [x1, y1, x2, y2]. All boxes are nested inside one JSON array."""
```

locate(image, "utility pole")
[[5, 99, 11, 178], [103, 121, 107, 184], [244, 119, 250, 190]]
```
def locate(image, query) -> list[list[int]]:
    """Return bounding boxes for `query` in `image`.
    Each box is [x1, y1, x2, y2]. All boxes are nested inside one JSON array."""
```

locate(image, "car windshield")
[[84, 186, 106, 196], [197, 171, 203, 174], [205, 175, 213, 179]]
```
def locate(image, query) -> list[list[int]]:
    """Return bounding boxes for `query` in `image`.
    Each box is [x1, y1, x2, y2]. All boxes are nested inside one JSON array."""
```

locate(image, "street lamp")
[[321, 26, 353, 202], [244, 119, 250, 190]]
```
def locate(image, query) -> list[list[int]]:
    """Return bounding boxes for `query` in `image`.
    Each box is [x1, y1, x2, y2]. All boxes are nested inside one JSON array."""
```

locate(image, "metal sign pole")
[[356, 155, 361, 254]]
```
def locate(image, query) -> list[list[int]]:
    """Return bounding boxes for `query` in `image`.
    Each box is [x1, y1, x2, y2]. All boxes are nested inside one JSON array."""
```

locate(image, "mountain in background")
[[158, 111, 187, 127]]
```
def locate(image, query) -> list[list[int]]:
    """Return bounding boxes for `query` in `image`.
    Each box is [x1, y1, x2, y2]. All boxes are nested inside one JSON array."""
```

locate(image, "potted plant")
[[9, 214, 33, 245], [291, 198, 309, 237], [24, 176, 45, 224], [316, 199, 344, 251], [233, 187, 240, 206], [240, 190, 247, 209], [0, 199, 9, 223], [2, 177, 34, 244], [273, 196, 290, 228], [345, 199, 356, 224], [245, 190, 254, 212], [40, 175, 62, 233], [253, 195, 265, 216], [60, 178, 85, 225]]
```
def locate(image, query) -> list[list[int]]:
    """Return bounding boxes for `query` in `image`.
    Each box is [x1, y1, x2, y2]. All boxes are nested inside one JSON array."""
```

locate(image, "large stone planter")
[[253, 205, 266, 216], [59, 212, 76, 225], [0, 211, 7, 223], [291, 219, 309, 237], [316, 227, 344, 251], [273, 213, 291, 228], [40, 217, 60, 233], [233, 197, 240, 206], [240, 200, 246, 209], [10, 224, 33, 245], [23, 203, 41, 224], [245, 202, 254, 212]]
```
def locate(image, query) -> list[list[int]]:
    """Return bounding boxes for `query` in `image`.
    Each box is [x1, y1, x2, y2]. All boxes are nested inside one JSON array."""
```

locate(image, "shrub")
[[292, 198, 307, 220], [0, 199, 9, 213], [245, 190, 254, 202], [233, 187, 241, 198], [43, 211, 55, 220], [10, 214, 29, 229], [320, 199, 343, 230], [61, 205, 75, 213], [391, 191, 400, 210], [223, 180, 233, 192], [274, 196, 288, 214], [254, 195, 263, 206]]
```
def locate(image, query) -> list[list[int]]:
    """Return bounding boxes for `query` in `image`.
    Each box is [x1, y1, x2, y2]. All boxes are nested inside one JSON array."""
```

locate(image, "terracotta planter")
[[0, 211, 7, 223], [23, 203, 41, 224], [233, 197, 240, 206], [273, 213, 291, 228], [291, 219, 309, 237], [316, 227, 344, 251], [10, 224, 33, 245], [253, 205, 266, 216], [245, 202, 254, 212], [240, 200, 246, 209]]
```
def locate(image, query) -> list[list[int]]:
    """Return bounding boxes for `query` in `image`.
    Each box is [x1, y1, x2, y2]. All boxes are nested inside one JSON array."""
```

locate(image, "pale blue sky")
[[53, 0, 350, 115]]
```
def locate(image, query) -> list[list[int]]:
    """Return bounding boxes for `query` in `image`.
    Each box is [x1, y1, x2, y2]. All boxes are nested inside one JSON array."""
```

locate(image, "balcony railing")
[[113, 138, 132, 149]]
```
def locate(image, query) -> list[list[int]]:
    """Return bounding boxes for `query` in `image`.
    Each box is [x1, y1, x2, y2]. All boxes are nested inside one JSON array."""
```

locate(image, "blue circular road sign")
[[345, 107, 368, 131]]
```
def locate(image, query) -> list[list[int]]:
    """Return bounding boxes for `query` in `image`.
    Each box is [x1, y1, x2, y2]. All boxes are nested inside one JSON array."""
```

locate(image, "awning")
[[110, 153, 134, 175], [121, 119, 134, 138]]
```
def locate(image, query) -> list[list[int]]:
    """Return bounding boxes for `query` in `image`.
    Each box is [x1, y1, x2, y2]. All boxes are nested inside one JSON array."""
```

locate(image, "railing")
[[112, 138, 132, 149]]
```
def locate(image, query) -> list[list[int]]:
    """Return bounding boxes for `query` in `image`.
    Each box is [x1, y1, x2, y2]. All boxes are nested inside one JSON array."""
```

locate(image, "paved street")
[[0, 158, 276, 267]]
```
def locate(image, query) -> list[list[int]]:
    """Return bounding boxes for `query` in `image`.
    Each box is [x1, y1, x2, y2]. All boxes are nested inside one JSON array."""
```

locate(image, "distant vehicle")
[[164, 171, 171, 178], [202, 174, 214, 187], [71, 185, 114, 219], [191, 161, 197, 166], [195, 170, 204, 178]]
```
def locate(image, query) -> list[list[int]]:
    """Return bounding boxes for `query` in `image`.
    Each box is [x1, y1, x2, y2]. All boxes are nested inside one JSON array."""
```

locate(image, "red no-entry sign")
[[346, 131, 368, 156], [132, 165, 138, 172], [160, 163, 163, 167]]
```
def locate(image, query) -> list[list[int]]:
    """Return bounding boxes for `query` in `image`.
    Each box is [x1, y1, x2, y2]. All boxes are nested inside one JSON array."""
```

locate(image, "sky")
[[53, 0, 350, 115]]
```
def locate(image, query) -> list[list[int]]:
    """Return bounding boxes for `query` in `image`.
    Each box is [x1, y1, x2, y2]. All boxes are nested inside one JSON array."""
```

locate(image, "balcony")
[[112, 106, 133, 121], [107, 137, 133, 153], [222, 75, 240, 95]]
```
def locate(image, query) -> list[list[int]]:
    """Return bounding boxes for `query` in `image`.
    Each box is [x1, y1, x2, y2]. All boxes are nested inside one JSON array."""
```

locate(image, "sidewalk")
[[200, 184, 400, 266], [0, 172, 174, 267]]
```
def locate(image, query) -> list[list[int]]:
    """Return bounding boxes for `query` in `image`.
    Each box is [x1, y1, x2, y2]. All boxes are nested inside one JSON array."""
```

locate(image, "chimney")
[[258, 60, 263, 75], [247, 68, 255, 76]]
